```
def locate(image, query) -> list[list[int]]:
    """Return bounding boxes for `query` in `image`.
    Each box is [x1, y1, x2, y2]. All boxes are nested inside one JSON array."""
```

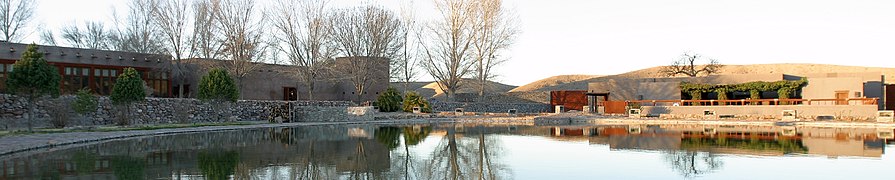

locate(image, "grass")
[[0, 121, 261, 137]]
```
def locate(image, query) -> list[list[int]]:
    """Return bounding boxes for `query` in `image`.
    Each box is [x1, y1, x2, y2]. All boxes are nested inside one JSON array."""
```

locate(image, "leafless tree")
[[470, 0, 518, 98], [151, 0, 191, 98], [60, 21, 113, 50], [0, 0, 35, 42], [329, 5, 405, 101], [38, 29, 55, 45], [270, 0, 337, 100], [190, 0, 223, 59], [660, 52, 723, 77], [664, 150, 723, 178], [110, 0, 166, 54], [214, 0, 267, 93], [419, 0, 479, 99], [395, 1, 422, 93]]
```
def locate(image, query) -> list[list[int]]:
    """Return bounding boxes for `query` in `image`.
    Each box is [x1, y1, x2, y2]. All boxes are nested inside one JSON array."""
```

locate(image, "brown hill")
[[395, 79, 517, 98], [509, 75, 603, 92], [512, 63, 895, 92]]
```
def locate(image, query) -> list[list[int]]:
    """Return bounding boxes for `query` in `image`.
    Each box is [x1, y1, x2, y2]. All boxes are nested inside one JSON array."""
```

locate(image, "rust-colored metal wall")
[[550, 91, 588, 112], [603, 101, 627, 114], [886, 84, 894, 110]]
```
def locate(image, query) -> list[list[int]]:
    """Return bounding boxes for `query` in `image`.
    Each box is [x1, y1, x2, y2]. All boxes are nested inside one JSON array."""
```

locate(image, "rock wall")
[[431, 102, 550, 113], [0, 94, 361, 130]]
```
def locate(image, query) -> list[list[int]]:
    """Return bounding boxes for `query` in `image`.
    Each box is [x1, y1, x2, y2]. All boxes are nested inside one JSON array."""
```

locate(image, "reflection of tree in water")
[[403, 126, 432, 146], [71, 151, 97, 174], [112, 156, 146, 180], [424, 125, 511, 180], [664, 150, 723, 178], [376, 126, 403, 149], [198, 150, 240, 180]]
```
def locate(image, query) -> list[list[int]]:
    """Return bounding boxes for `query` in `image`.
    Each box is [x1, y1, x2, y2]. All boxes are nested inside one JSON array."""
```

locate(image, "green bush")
[[403, 92, 432, 113], [6, 44, 61, 131], [73, 88, 98, 115], [680, 79, 807, 100], [198, 68, 239, 102], [376, 87, 403, 112], [111, 68, 146, 125]]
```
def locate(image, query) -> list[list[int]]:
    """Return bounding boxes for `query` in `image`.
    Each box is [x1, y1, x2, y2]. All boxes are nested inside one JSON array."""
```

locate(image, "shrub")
[[47, 98, 71, 128], [403, 92, 432, 113], [198, 68, 239, 102], [72, 88, 98, 115], [5, 44, 61, 132], [376, 87, 403, 112], [110, 68, 146, 125]]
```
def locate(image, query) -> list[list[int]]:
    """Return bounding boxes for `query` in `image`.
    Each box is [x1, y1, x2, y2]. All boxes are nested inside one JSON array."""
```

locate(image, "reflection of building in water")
[[544, 124, 892, 158], [0, 125, 390, 179]]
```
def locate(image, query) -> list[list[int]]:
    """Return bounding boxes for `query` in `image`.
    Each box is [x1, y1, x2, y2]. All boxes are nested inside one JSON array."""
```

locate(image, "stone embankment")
[[0, 94, 368, 130]]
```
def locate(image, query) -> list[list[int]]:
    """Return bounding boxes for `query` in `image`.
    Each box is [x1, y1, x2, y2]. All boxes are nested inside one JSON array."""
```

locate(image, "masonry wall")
[[431, 102, 550, 113], [640, 105, 879, 121], [0, 94, 369, 130]]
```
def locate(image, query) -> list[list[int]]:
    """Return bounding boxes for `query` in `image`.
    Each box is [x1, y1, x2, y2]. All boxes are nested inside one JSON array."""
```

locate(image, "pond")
[[1, 122, 893, 179]]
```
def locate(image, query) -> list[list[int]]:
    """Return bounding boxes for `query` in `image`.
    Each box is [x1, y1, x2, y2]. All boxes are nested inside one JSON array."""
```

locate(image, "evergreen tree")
[[403, 92, 432, 113], [376, 87, 403, 112], [198, 68, 239, 102], [110, 67, 146, 125], [6, 44, 61, 132], [72, 88, 98, 122]]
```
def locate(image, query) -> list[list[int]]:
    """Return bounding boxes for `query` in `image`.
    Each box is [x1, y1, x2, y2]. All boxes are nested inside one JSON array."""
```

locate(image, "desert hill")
[[392, 79, 517, 98], [511, 63, 895, 92]]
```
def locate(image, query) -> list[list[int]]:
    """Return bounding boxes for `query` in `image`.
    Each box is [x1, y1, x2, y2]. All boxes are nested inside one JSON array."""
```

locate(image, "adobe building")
[[0, 42, 389, 102], [582, 73, 886, 109]]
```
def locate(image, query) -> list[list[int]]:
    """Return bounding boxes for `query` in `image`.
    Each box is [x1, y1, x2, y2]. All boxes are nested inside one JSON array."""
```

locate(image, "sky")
[[22, 0, 895, 86]]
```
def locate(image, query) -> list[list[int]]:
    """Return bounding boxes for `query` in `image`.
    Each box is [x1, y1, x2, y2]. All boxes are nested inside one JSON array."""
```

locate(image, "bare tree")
[[470, 0, 518, 98], [190, 0, 223, 59], [214, 0, 267, 93], [419, 0, 479, 99], [0, 0, 35, 42], [329, 5, 405, 101], [110, 0, 166, 54], [395, 1, 422, 93], [60, 21, 113, 50], [151, 0, 191, 97], [38, 29, 55, 45], [270, 0, 337, 100], [664, 150, 723, 178], [660, 52, 723, 77]]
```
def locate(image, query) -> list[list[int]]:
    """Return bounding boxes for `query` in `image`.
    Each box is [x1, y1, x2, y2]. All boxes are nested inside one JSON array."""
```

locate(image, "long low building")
[[0, 42, 389, 102]]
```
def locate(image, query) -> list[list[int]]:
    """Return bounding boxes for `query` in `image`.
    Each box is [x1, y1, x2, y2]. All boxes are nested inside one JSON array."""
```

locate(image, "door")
[[284, 87, 297, 101], [835, 91, 848, 105]]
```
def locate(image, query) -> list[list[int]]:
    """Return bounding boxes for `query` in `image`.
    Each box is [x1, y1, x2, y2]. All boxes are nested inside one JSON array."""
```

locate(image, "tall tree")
[[214, 0, 267, 94], [419, 0, 479, 99], [471, 0, 518, 98], [329, 5, 406, 101], [197, 68, 239, 102], [60, 21, 113, 50], [270, 0, 336, 100], [190, 0, 223, 59], [660, 52, 723, 77], [151, 0, 191, 98], [395, 1, 422, 93], [0, 0, 35, 42], [110, 67, 146, 125], [6, 44, 61, 132], [111, 0, 166, 54]]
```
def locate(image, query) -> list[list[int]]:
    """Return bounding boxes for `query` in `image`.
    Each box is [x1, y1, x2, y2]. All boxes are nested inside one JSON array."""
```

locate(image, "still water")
[[1, 122, 894, 179]]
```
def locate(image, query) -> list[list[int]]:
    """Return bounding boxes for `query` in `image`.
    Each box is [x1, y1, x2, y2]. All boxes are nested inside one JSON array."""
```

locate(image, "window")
[[93, 68, 118, 95], [146, 71, 170, 97], [62, 67, 91, 94]]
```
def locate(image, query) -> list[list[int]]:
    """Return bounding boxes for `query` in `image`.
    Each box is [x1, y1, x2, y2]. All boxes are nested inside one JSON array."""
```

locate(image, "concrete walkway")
[[0, 119, 438, 157]]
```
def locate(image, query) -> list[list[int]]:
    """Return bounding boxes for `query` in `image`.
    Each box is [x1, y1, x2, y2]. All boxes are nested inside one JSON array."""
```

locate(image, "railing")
[[626, 98, 878, 107]]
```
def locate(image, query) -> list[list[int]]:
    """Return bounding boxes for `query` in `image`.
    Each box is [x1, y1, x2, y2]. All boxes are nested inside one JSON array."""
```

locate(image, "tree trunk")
[[27, 95, 35, 132]]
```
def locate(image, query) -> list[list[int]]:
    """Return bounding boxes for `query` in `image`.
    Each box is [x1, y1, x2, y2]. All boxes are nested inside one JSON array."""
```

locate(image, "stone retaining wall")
[[0, 94, 362, 130], [640, 105, 880, 121], [431, 102, 550, 113]]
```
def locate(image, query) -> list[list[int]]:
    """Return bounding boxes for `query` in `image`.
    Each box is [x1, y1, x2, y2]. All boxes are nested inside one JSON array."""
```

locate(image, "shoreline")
[[2, 115, 894, 158]]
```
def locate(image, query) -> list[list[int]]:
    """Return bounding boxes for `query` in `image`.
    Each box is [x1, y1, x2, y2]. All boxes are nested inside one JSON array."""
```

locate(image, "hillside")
[[393, 79, 517, 98], [511, 64, 895, 92]]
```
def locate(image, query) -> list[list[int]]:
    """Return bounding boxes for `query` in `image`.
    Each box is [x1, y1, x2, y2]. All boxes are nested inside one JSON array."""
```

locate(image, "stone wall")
[[431, 102, 549, 113], [0, 94, 361, 130], [640, 105, 880, 121]]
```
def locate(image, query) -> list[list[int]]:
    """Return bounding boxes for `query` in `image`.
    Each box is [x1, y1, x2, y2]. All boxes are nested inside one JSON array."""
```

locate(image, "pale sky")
[[24, 0, 895, 86]]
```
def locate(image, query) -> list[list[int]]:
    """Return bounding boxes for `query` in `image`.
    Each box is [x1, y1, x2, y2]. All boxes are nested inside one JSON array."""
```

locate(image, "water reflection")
[[0, 123, 892, 179]]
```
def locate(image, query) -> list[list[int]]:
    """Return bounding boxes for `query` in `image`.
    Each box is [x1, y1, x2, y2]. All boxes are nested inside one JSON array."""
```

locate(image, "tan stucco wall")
[[641, 105, 879, 120], [801, 77, 863, 99]]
